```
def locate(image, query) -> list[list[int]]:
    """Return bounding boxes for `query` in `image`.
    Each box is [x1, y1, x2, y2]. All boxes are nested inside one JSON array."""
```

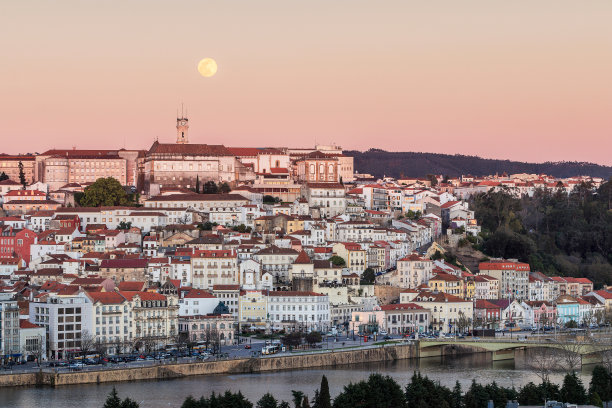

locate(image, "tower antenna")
[[181, 102, 184, 118]]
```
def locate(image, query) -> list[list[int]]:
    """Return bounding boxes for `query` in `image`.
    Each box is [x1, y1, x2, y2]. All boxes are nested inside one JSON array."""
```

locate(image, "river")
[[0, 351, 596, 408]]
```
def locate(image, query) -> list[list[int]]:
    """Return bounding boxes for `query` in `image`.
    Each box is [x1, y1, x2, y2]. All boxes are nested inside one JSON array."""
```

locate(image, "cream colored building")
[[191, 250, 239, 290], [396, 254, 434, 289]]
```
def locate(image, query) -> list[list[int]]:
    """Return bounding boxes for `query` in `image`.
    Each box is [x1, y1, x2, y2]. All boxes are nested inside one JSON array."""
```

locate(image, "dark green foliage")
[[282, 332, 302, 347], [0, 172, 8, 181], [361, 268, 375, 284], [450, 381, 463, 408], [203, 181, 218, 194], [198, 221, 218, 231], [328, 256, 346, 267], [560, 372, 588, 404], [80, 177, 136, 207], [263, 195, 280, 204], [305, 331, 322, 346], [472, 180, 612, 286], [103, 387, 122, 408], [318, 376, 332, 408], [103, 387, 140, 408], [344, 149, 612, 179], [291, 391, 305, 408], [279, 403, 291, 408], [257, 393, 278, 408], [463, 380, 516, 408], [180, 391, 253, 408], [117, 221, 132, 230], [219, 182, 231, 194], [589, 365, 612, 402], [405, 372, 452, 408], [232, 224, 253, 233], [18, 161, 26, 188], [195, 176, 200, 194], [332, 373, 406, 408]]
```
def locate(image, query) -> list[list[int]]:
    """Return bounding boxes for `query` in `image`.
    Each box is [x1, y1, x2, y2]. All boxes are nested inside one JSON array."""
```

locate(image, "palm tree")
[[291, 390, 304, 408]]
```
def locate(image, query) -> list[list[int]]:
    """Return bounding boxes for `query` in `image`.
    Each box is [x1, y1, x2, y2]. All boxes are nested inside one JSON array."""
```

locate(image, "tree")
[[202, 181, 218, 194], [328, 256, 346, 267], [560, 372, 587, 404], [195, 175, 200, 194], [18, 161, 26, 189], [333, 373, 406, 408], [103, 387, 122, 408], [263, 195, 279, 204], [0, 172, 8, 181], [361, 268, 375, 284], [450, 381, 462, 408], [282, 332, 302, 348], [589, 365, 611, 402], [80, 177, 132, 207], [219, 182, 231, 194], [117, 221, 132, 230], [305, 332, 322, 347], [291, 391, 305, 408], [318, 376, 332, 408], [257, 393, 279, 408]]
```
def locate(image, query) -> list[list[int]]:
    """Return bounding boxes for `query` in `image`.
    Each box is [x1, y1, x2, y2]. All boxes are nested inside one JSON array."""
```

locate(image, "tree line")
[[103, 366, 612, 408], [471, 180, 612, 287], [345, 149, 612, 179]]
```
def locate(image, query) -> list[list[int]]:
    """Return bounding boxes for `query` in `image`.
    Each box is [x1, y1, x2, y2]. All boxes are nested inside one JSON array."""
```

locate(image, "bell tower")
[[176, 116, 189, 144]]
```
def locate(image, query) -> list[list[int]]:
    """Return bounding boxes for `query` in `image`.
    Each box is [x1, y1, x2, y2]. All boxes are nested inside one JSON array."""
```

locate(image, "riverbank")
[[0, 343, 416, 388]]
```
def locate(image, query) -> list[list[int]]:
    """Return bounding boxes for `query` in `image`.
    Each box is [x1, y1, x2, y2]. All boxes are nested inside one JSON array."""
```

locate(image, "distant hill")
[[344, 149, 612, 179]]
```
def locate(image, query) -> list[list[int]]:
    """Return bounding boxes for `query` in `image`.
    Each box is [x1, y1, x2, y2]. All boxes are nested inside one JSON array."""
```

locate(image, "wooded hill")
[[345, 149, 612, 179]]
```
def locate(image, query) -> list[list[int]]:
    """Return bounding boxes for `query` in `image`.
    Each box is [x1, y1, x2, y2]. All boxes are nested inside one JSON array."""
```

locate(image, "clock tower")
[[176, 116, 189, 144]]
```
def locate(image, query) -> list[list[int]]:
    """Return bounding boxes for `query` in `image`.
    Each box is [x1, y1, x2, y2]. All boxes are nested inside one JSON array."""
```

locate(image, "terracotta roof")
[[184, 289, 216, 299], [19, 320, 40, 329], [268, 291, 325, 297], [293, 251, 312, 264], [213, 284, 241, 291], [117, 281, 147, 291], [148, 141, 234, 156], [88, 291, 127, 304], [380, 303, 425, 311], [100, 259, 148, 269]]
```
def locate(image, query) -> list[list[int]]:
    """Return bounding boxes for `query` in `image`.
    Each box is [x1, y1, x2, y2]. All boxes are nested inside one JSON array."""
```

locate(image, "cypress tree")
[[319, 376, 332, 408], [18, 161, 26, 189]]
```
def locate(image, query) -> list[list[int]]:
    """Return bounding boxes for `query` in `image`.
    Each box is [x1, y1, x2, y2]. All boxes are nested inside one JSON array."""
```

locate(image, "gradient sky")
[[1, 1, 611, 165]]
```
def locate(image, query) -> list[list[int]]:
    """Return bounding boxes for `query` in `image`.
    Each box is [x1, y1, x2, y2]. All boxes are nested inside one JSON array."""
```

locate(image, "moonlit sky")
[[1, 0, 611, 164]]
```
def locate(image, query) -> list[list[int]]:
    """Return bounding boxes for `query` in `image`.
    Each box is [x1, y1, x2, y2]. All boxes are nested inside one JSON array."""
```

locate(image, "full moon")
[[197, 58, 218, 77]]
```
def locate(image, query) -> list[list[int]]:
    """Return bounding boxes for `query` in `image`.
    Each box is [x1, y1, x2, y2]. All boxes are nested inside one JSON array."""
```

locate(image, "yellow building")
[[238, 290, 269, 330], [332, 242, 366, 275], [428, 272, 464, 297]]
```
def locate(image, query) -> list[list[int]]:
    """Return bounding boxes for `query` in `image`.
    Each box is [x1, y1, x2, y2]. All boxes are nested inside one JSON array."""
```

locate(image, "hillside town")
[[0, 118, 610, 364]]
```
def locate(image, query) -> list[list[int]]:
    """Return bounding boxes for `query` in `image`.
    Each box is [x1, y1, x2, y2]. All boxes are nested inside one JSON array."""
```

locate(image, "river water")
[[0, 351, 596, 408]]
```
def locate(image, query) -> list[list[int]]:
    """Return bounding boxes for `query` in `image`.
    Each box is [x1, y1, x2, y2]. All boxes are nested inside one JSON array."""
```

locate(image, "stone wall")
[[0, 344, 416, 388]]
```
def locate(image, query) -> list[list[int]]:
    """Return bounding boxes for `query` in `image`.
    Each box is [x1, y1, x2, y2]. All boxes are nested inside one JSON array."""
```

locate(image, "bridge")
[[415, 338, 612, 364]]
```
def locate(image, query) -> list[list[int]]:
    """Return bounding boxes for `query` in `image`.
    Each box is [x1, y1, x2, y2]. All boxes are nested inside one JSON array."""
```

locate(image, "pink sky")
[[1, 1, 611, 165]]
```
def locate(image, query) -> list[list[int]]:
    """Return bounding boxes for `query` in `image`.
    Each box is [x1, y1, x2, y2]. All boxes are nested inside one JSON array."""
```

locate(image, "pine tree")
[[560, 372, 587, 404], [103, 387, 122, 408], [301, 396, 310, 408], [18, 161, 26, 189], [195, 175, 200, 194], [318, 375, 332, 408], [257, 393, 278, 408], [451, 381, 463, 408], [0, 172, 8, 181]]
